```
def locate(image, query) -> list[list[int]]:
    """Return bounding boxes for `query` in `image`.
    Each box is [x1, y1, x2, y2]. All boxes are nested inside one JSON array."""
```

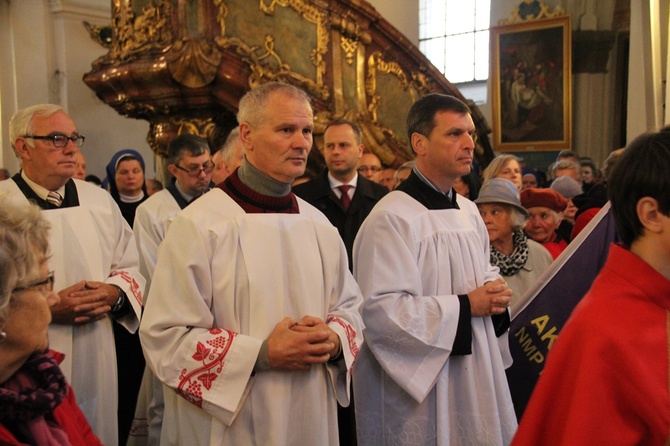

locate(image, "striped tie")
[[46, 191, 62, 207]]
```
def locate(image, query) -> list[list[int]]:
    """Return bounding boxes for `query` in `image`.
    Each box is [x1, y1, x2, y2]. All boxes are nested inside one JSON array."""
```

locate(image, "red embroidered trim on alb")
[[110, 270, 143, 305], [176, 328, 237, 408], [327, 315, 359, 376]]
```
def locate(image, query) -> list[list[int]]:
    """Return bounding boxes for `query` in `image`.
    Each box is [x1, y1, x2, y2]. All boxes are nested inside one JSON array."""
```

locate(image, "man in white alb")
[[0, 104, 144, 446], [140, 82, 364, 445], [130, 133, 214, 444], [353, 93, 517, 445]]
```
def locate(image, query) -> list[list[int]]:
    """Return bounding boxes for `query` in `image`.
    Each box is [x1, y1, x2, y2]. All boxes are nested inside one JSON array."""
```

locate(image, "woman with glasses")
[[104, 149, 149, 227], [0, 197, 102, 445]]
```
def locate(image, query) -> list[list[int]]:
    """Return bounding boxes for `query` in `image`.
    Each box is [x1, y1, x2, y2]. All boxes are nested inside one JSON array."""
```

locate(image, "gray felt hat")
[[550, 175, 583, 199], [474, 178, 529, 217]]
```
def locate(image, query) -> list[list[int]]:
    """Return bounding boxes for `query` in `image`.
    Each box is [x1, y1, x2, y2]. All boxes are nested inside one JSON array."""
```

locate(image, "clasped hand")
[[51, 281, 118, 325], [267, 316, 341, 371], [468, 278, 512, 317]]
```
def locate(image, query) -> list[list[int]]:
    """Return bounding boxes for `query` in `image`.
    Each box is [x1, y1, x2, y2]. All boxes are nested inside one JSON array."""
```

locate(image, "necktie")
[[338, 185, 351, 210], [46, 191, 63, 207]]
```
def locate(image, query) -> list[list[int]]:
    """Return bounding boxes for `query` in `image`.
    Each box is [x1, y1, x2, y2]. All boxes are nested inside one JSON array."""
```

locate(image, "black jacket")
[[293, 170, 388, 269]]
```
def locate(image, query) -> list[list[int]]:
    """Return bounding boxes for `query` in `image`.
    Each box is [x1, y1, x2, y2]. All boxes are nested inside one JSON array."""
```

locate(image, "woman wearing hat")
[[520, 187, 569, 259], [475, 179, 553, 315]]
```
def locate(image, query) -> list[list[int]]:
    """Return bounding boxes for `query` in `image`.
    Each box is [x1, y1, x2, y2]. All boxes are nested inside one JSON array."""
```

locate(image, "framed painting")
[[490, 15, 571, 151]]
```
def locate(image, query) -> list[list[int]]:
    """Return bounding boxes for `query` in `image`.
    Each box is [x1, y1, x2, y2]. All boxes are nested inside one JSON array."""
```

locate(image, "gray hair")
[[509, 207, 528, 231], [551, 159, 580, 177], [166, 134, 210, 166], [394, 160, 415, 182], [0, 195, 51, 322], [237, 82, 312, 128], [217, 127, 242, 163], [9, 104, 65, 156]]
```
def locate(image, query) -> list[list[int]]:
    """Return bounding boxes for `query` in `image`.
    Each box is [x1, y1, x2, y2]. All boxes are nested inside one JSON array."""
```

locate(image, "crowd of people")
[[0, 83, 668, 445]]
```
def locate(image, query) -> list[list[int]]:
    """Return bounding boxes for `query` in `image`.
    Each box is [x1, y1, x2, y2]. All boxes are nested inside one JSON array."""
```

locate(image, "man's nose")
[[63, 143, 78, 155], [293, 132, 312, 148]]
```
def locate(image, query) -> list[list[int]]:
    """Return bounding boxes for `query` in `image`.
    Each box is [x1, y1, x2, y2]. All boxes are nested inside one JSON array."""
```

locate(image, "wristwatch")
[[111, 285, 125, 313]]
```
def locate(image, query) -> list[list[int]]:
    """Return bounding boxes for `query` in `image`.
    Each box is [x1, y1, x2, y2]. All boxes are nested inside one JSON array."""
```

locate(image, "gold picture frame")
[[490, 15, 571, 152]]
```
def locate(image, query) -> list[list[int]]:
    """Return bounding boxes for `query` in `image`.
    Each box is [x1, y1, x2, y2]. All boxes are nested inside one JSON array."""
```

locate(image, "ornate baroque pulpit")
[[84, 0, 495, 178]]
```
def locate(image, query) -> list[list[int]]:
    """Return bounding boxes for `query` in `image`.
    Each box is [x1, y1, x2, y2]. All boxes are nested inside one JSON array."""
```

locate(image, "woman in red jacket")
[[0, 198, 101, 445]]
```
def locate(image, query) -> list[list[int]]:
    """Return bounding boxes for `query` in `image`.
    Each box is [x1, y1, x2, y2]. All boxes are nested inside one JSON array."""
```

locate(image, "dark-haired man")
[[353, 93, 516, 445], [292, 119, 387, 269]]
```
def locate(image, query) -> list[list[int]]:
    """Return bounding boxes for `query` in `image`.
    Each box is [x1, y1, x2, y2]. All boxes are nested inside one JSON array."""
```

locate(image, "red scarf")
[[0, 350, 71, 445]]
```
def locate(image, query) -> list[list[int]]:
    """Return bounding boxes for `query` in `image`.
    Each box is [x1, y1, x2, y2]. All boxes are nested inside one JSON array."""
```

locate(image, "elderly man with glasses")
[[0, 104, 145, 446]]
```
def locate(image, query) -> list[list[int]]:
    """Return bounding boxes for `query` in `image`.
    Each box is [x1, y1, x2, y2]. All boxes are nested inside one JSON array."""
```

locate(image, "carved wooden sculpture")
[[84, 0, 495, 174]]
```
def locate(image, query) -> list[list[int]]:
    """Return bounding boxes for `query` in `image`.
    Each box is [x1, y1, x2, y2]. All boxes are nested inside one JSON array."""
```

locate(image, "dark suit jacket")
[[293, 170, 388, 269]]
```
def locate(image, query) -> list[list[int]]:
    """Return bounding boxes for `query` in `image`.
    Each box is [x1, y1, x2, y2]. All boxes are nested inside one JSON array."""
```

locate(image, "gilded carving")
[[173, 117, 218, 138], [499, 0, 566, 25], [118, 101, 159, 120], [359, 118, 412, 167], [83, 21, 113, 49], [410, 69, 436, 96], [365, 52, 437, 122], [365, 52, 409, 121], [147, 116, 218, 156], [366, 52, 408, 92], [167, 38, 222, 88], [330, 13, 371, 66], [109, 0, 172, 62], [330, 12, 372, 45], [83, 0, 494, 168], [340, 37, 358, 66], [214, 0, 329, 99], [213, 0, 228, 36]]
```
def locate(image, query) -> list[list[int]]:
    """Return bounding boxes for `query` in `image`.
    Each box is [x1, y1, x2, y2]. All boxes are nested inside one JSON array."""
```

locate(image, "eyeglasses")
[[174, 161, 215, 177], [23, 133, 85, 148], [13, 271, 55, 294], [357, 166, 382, 173]]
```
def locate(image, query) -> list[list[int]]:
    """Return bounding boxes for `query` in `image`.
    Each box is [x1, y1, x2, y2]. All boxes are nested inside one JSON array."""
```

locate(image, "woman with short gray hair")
[[475, 179, 553, 316], [0, 196, 101, 444]]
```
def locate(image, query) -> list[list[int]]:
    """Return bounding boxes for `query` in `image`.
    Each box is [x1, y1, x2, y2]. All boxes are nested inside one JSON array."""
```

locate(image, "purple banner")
[[506, 203, 620, 419]]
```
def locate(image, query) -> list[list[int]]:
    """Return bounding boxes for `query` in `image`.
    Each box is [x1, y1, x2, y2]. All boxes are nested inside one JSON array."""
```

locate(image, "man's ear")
[[220, 160, 232, 177], [637, 197, 663, 234], [411, 133, 426, 157], [13, 139, 31, 161], [239, 123, 253, 152], [166, 164, 178, 177]]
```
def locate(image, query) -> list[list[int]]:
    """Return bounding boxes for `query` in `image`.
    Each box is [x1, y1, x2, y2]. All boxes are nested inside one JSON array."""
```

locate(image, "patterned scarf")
[[0, 350, 68, 444], [490, 229, 529, 276]]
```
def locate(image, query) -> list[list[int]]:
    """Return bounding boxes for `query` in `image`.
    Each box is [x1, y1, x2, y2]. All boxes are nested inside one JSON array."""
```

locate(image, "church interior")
[[0, 0, 668, 186]]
